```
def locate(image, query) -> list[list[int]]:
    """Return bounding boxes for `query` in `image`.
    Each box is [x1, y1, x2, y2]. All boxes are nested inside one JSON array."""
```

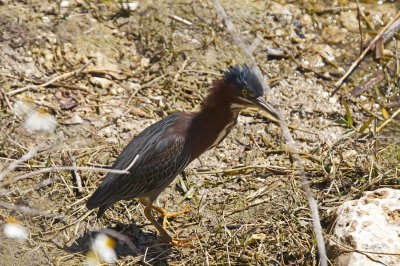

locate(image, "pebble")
[[122, 2, 139, 11]]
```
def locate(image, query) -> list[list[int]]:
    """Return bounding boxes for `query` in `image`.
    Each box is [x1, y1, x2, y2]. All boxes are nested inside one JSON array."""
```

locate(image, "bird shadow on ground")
[[65, 221, 172, 265]]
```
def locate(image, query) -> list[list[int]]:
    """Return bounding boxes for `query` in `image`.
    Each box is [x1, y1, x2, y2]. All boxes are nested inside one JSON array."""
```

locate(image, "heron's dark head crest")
[[224, 65, 264, 98]]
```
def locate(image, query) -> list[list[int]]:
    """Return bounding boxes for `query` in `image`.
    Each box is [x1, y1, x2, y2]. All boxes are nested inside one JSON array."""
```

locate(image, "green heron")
[[86, 65, 276, 245]]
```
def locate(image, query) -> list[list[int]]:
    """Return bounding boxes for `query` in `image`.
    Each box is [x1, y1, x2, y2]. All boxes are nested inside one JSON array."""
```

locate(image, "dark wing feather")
[[86, 113, 190, 212]]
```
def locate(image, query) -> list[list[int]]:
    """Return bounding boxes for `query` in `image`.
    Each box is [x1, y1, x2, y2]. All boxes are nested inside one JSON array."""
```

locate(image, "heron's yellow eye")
[[242, 89, 249, 97]]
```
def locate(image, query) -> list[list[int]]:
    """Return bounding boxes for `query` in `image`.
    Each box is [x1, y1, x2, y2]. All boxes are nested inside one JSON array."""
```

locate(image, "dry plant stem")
[[334, 11, 400, 91], [0, 88, 13, 111], [0, 177, 58, 196], [356, 0, 364, 54], [211, 1, 328, 265], [376, 107, 400, 133], [0, 143, 44, 181], [67, 153, 83, 193], [0, 166, 129, 187], [382, 15, 400, 42], [6, 59, 93, 96], [169, 14, 193, 26], [0, 200, 64, 220]]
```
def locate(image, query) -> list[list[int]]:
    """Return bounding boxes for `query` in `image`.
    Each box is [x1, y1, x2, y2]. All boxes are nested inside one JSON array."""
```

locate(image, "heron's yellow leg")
[[139, 198, 194, 247], [149, 204, 191, 229]]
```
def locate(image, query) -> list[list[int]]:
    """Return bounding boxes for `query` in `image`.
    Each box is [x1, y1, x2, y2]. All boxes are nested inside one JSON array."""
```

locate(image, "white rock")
[[42, 16, 51, 24], [315, 44, 335, 62], [64, 114, 84, 125], [340, 10, 360, 33], [328, 188, 400, 266], [328, 97, 337, 104], [60, 0, 69, 8], [321, 91, 330, 99], [140, 57, 150, 67], [122, 2, 139, 11], [90, 77, 113, 89]]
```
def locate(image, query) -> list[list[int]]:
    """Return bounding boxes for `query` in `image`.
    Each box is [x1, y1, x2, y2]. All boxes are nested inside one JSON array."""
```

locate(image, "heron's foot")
[[162, 205, 191, 229], [160, 233, 200, 248], [150, 204, 191, 229]]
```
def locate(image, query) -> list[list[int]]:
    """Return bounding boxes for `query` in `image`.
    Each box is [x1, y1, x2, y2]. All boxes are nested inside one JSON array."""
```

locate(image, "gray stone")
[[328, 188, 400, 266]]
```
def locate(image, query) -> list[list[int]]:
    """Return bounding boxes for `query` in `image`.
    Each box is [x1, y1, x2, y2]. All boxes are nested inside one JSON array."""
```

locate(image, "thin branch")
[[334, 11, 400, 92], [66, 152, 83, 194], [248, 36, 262, 55], [6, 59, 93, 97], [376, 107, 400, 133], [211, 1, 328, 265], [0, 177, 59, 196], [0, 143, 44, 181], [0, 201, 65, 220], [168, 15, 193, 26], [0, 166, 129, 187]]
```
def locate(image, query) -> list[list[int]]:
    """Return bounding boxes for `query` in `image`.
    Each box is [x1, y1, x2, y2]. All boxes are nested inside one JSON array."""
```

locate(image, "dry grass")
[[0, 1, 399, 265]]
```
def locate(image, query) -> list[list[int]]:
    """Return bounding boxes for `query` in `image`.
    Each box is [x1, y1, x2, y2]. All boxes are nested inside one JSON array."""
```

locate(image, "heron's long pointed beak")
[[254, 97, 278, 119]]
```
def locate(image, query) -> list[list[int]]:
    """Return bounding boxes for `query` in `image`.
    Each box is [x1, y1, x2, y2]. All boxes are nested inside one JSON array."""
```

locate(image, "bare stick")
[[376, 107, 400, 133], [67, 153, 83, 194], [211, 1, 328, 265], [382, 14, 400, 43], [0, 177, 59, 196], [248, 36, 262, 55], [0, 166, 129, 187], [6, 59, 93, 96], [0, 143, 44, 181], [169, 15, 193, 26], [0, 201, 65, 220], [334, 11, 400, 91]]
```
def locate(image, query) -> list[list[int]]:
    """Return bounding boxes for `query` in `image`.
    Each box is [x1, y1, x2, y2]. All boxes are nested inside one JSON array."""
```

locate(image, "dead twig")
[[173, 59, 189, 83], [242, 108, 318, 135], [195, 164, 291, 175], [0, 143, 44, 181], [0, 88, 13, 112], [376, 107, 400, 133], [334, 11, 400, 92], [382, 14, 400, 43], [6, 59, 93, 96], [0, 177, 59, 196], [0, 201, 65, 220], [225, 196, 278, 216], [66, 152, 83, 194], [211, 1, 328, 264], [248, 36, 262, 55], [307, 6, 356, 15], [350, 70, 385, 97], [169, 15, 193, 26], [0, 166, 129, 188]]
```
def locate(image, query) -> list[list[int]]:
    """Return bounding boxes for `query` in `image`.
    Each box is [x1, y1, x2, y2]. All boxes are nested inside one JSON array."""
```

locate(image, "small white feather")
[[92, 234, 117, 264], [24, 110, 57, 132], [13, 100, 36, 116], [3, 222, 28, 240]]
